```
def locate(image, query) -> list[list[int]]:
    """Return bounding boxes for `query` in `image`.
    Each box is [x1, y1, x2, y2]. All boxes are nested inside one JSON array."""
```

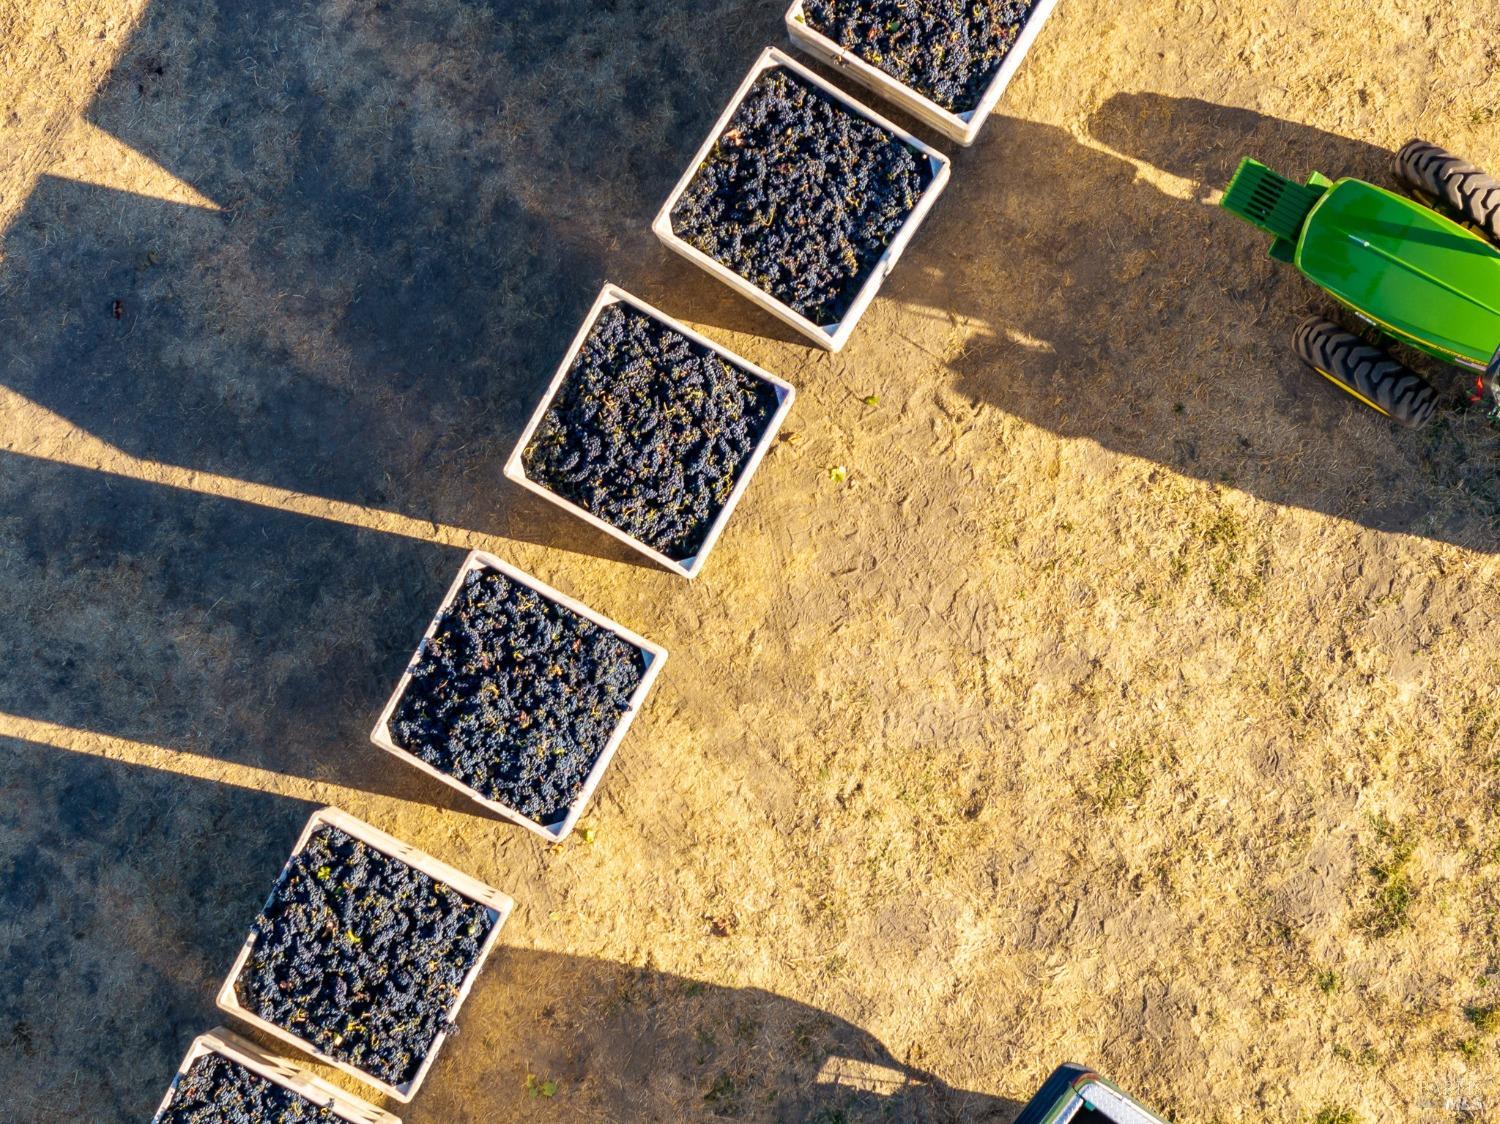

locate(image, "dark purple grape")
[[802, 0, 1041, 113], [670, 67, 931, 325], [523, 303, 780, 562], [389, 567, 645, 823], [233, 827, 494, 1088], [155, 1051, 338, 1123]]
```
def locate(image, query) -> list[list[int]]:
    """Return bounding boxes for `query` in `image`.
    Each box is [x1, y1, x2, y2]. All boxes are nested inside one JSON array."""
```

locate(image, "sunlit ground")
[[2, 1, 1500, 1122]]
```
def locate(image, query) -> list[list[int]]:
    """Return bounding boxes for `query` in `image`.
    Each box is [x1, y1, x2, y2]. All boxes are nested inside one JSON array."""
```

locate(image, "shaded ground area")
[[899, 98, 1500, 552], [3, 0, 1500, 1121]]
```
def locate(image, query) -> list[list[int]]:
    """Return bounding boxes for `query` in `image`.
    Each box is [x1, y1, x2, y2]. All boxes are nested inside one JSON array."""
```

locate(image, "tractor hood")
[[1297, 178, 1500, 369]]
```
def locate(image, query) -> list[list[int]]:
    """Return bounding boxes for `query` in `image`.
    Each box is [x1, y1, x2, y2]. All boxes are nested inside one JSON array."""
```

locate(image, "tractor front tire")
[[1292, 317, 1437, 429], [1395, 139, 1500, 243]]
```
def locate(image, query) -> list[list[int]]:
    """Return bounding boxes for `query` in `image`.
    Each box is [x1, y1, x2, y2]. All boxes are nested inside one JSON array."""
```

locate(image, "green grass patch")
[[1360, 815, 1417, 937], [1091, 743, 1153, 812], [1313, 1107, 1359, 1124], [1466, 1003, 1500, 1033], [1458, 1002, 1500, 1055], [1160, 499, 1269, 609]]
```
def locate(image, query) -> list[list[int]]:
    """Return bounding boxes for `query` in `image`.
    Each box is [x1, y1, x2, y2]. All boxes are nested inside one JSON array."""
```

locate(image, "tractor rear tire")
[[1394, 139, 1500, 243], [1292, 317, 1438, 429]]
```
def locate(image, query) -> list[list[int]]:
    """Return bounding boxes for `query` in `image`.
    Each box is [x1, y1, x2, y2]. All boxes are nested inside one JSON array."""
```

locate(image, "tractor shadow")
[[886, 92, 1500, 550]]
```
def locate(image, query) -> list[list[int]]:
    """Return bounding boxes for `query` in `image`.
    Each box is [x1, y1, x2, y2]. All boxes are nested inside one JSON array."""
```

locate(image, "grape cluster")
[[802, 0, 1040, 112], [670, 67, 931, 325], [234, 827, 495, 1088], [523, 303, 782, 562], [389, 566, 645, 823], [156, 1051, 337, 1123]]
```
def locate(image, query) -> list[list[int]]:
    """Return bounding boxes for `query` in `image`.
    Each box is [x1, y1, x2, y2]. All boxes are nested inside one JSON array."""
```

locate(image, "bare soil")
[[2, 1, 1500, 1122]]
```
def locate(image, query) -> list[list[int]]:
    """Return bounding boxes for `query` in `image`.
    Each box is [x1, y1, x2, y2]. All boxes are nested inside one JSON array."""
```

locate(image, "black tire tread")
[[1395, 138, 1500, 242], [1292, 317, 1438, 428]]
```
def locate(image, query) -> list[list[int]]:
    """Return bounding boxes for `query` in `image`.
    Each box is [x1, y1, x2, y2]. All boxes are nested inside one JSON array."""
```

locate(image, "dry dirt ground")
[[2, 0, 1500, 1121]]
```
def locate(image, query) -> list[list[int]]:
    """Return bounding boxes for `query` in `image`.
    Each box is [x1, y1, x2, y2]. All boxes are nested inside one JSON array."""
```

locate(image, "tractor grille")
[[1221, 158, 1324, 246]]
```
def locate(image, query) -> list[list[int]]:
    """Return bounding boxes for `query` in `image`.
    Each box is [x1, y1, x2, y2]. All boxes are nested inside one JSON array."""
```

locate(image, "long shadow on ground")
[[0, 735, 1024, 1121], [0, 0, 797, 569], [6, 23, 1493, 555], [0, 11, 805, 1112], [0, 450, 473, 808], [0, 737, 316, 1121]]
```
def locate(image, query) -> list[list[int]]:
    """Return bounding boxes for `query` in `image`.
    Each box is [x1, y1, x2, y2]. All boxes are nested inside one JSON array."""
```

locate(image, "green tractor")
[[1220, 140, 1500, 428]]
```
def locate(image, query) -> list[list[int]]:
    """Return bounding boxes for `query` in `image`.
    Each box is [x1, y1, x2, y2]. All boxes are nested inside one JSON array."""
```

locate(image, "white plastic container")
[[504, 283, 796, 579], [152, 1026, 400, 1124], [216, 806, 515, 1104], [652, 46, 951, 352], [370, 550, 667, 842], [784, 0, 1061, 147]]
